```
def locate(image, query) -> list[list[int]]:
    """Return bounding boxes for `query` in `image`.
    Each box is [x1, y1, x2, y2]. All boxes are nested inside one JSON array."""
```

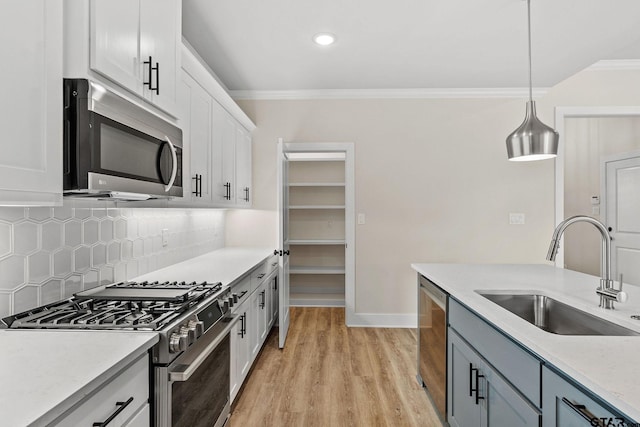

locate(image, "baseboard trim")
[[347, 312, 417, 328]]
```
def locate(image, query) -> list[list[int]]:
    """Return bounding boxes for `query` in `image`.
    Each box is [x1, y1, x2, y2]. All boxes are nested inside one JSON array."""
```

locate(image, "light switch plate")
[[357, 213, 366, 225], [509, 213, 525, 225], [162, 228, 169, 247]]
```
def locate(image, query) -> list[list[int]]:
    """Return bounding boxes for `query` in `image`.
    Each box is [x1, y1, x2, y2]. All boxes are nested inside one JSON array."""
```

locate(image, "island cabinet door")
[[448, 330, 483, 427], [449, 330, 540, 427], [542, 366, 632, 427]]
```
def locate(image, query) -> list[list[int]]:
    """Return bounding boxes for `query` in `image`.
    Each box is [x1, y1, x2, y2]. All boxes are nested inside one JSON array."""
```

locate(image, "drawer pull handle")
[[92, 397, 134, 426], [561, 398, 605, 427], [257, 273, 266, 279]]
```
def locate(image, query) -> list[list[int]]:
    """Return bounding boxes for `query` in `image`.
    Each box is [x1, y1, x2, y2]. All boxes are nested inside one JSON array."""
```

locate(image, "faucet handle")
[[618, 274, 628, 303]]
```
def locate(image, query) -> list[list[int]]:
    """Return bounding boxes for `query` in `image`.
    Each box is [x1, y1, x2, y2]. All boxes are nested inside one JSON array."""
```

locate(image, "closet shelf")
[[289, 266, 346, 275], [288, 205, 345, 210], [288, 182, 346, 187], [287, 239, 346, 245]]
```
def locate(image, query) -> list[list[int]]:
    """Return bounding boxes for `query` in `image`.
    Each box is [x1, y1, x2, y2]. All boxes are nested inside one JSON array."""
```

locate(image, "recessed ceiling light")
[[313, 33, 336, 46]]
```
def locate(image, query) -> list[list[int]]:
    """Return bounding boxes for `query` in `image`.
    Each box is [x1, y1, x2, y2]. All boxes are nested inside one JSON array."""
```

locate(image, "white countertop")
[[1, 247, 272, 427], [411, 263, 640, 421], [0, 329, 158, 427], [133, 246, 274, 285]]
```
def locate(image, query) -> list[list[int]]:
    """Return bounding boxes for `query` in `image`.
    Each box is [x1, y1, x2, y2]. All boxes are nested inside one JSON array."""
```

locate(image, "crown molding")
[[229, 87, 549, 101], [588, 59, 640, 71]]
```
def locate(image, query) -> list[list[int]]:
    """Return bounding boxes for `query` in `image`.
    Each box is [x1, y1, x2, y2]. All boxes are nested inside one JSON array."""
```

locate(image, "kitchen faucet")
[[546, 215, 627, 309]]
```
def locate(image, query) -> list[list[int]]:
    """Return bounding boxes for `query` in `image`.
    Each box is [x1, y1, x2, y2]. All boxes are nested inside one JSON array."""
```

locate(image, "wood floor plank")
[[229, 307, 441, 427]]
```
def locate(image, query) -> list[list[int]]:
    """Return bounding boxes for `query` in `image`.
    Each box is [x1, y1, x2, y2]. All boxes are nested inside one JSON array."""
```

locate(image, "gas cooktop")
[[2, 280, 223, 331]]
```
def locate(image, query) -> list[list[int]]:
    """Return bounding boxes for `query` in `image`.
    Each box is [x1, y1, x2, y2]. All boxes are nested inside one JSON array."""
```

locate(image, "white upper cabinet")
[[138, 0, 179, 113], [178, 71, 213, 202], [68, 0, 181, 117], [176, 44, 255, 208], [235, 126, 252, 207], [212, 102, 238, 206], [90, 0, 140, 93], [0, 0, 63, 206]]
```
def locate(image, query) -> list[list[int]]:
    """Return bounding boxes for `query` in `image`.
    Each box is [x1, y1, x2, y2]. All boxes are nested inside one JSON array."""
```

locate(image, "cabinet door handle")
[[154, 60, 160, 95], [273, 277, 278, 291], [143, 56, 159, 94], [561, 398, 605, 427], [260, 290, 266, 308], [92, 397, 134, 426], [238, 313, 247, 337], [470, 365, 484, 404], [224, 182, 231, 200]]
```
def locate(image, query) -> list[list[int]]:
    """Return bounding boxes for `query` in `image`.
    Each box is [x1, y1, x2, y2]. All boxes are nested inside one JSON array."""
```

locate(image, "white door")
[[277, 139, 290, 348], [90, 0, 141, 93], [179, 72, 212, 202], [211, 102, 237, 205], [139, 0, 178, 113], [0, 0, 63, 205], [604, 153, 640, 286]]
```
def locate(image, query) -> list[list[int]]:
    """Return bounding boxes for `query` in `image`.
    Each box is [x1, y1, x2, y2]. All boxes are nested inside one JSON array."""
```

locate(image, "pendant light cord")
[[527, 0, 533, 102]]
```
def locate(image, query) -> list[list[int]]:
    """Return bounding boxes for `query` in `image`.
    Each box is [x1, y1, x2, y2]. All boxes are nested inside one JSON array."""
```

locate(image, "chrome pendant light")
[[506, 0, 559, 161]]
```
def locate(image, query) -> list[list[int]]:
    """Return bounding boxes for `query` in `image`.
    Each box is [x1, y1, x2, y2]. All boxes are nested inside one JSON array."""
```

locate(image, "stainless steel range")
[[2, 280, 239, 427]]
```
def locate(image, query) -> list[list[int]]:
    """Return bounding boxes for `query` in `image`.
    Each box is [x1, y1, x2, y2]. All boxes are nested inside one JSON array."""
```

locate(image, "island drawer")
[[449, 298, 541, 407]]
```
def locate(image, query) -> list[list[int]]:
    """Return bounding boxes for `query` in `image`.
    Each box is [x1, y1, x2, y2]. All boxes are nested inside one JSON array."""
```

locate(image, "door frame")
[[553, 106, 640, 267], [278, 141, 356, 326]]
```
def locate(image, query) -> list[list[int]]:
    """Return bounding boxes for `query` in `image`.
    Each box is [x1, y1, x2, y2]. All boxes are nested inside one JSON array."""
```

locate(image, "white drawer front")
[[54, 353, 149, 427]]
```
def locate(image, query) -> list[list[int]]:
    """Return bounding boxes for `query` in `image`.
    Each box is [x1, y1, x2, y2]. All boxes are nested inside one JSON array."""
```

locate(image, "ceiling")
[[182, 0, 640, 94]]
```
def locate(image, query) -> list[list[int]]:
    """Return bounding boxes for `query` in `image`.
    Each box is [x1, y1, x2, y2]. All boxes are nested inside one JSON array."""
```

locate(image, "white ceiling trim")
[[229, 87, 550, 101], [588, 59, 640, 70]]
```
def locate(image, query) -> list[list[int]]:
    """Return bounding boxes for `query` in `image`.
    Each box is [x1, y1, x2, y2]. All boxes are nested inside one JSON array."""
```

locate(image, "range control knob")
[[169, 331, 188, 353], [180, 324, 196, 343], [228, 297, 234, 308], [222, 300, 230, 312], [188, 320, 205, 338], [233, 293, 238, 303]]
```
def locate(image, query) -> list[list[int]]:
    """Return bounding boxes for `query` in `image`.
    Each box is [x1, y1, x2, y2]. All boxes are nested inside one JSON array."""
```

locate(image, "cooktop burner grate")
[[2, 281, 223, 330]]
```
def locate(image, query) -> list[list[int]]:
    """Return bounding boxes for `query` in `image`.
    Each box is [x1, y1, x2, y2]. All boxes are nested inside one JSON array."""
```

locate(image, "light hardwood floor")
[[229, 307, 442, 426]]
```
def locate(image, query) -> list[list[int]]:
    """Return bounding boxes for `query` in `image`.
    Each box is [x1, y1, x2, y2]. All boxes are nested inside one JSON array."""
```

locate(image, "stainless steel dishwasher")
[[417, 275, 448, 424]]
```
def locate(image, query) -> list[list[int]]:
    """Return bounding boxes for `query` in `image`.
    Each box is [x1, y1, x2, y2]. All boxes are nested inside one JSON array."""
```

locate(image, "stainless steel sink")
[[478, 293, 639, 336]]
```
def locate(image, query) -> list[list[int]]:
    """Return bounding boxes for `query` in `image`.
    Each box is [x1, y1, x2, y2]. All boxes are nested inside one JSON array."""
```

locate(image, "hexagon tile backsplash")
[[0, 207, 226, 319]]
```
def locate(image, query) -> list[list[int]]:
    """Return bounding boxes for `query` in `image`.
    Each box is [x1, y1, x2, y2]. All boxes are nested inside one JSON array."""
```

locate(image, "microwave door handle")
[[168, 315, 239, 382], [163, 136, 178, 192]]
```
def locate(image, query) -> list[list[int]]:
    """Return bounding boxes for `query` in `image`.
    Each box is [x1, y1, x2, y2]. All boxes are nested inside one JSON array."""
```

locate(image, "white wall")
[[226, 67, 640, 322]]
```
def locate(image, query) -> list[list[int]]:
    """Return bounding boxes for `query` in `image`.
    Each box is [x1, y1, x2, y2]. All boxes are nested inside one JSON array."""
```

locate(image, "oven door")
[[155, 316, 238, 427]]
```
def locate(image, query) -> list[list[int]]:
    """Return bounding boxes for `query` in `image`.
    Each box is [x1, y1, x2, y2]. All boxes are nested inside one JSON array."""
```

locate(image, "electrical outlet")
[[509, 213, 525, 225], [162, 228, 169, 247]]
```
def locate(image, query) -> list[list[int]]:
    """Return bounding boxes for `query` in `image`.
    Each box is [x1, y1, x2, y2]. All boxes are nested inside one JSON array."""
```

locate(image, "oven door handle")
[[163, 136, 178, 193], [169, 315, 239, 382]]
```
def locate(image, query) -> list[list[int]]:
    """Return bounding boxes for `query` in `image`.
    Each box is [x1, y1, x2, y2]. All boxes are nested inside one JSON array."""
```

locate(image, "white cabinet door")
[[90, 0, 141, 93], [230, 299, 251, 404], [212, 102, 237, 205], [90, 0, 179, 115], [249, 282, 265, 360], [235, 126, 252, 207], [0, 0, 62, 206], [139, 0, 179, 113], [179, 71, 213, 202]]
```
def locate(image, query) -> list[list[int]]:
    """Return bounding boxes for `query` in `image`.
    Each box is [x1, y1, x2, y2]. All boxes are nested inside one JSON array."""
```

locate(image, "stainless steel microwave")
[[63, 79, 183, 200]]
